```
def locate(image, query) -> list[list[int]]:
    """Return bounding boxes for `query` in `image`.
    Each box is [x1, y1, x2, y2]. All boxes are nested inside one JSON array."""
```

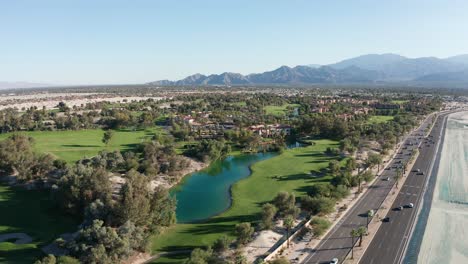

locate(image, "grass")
[[264, 103, 300, 116], [0, 184, 79, 263], [367, 115, 394, 124], [231, 101, 247, 106], [391, 100, 409, 104], [151, 139, 340, 263], [0, 127, 163, 163]]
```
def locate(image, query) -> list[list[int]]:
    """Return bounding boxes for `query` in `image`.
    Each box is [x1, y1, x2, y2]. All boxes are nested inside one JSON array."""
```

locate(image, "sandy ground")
[[0, 233, 33, 244], [0, 92, 162, 110], [418, 111, 468, 264]]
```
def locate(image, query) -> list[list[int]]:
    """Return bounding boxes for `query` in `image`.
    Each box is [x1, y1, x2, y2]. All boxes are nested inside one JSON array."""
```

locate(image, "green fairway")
[[367, 115, 394, 124], [264, 103, 300, 116], [0, 184, 79, 263], [151, 139, 340, 263], [0, 127, 163, 163], [391, 100, 409, 104]]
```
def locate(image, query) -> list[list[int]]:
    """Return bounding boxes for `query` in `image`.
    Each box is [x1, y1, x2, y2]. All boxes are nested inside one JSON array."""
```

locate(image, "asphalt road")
[[359, 112, 451, 264], [301, 113, 439, 264]]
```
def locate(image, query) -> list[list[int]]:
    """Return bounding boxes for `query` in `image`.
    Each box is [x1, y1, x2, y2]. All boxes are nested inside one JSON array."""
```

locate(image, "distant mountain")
[[148, 65, 382, 86], [415, 70, 468, 82], [329, 53, 407, 71], [329, 54, 468, 81], [148, 53, 468, 86], [445, 54, 468, 66]]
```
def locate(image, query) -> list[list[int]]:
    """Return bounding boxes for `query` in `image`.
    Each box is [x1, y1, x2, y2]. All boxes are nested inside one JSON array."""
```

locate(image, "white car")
[[331, 258, 339, 264], [408, 203, 414, 208]]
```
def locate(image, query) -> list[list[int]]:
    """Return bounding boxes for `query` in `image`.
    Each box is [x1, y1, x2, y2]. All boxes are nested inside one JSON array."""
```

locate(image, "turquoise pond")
[[171, 152, 276, 223]]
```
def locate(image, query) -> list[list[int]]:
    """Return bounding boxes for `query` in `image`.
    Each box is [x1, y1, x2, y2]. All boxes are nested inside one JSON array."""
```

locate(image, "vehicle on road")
[[408, 203, 414, 208], [395, 206, 403, 211], [382, 217, 390, 222], [417, 171, 425, 175], [383, 177, 390, 181], [330, 258, 339, 264]]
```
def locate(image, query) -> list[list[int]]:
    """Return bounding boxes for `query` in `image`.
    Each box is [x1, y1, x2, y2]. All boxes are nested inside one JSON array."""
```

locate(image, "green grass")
[[151, 139, 340, 263], [367, 115, 394, 124], [264, 103, 300, 116], [391, 100, 409, 104], [0, 184, 79, 263], [0, 127, 163, 163], [231, 101, 246, 106]]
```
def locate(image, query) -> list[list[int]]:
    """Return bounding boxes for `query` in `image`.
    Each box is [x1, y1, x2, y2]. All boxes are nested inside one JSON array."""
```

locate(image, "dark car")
[[382, 217, 390, 222]]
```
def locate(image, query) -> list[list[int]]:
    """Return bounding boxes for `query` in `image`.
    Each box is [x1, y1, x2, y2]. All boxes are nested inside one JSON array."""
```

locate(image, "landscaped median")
[[151, 139, 341, 263]]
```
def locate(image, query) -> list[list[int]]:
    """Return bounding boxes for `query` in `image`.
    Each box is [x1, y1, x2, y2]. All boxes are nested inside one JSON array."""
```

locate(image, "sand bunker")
[[0, 233, 33, 244]]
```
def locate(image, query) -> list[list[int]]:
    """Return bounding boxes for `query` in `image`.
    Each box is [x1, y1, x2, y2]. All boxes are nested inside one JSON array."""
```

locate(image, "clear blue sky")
[[1, 0, 468, 84]]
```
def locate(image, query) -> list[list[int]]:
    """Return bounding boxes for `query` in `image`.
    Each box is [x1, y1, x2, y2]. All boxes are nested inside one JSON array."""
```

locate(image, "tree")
[[367, 210, 374, 228], [34, 255, 56, 264], [301, 196, 335, 216], [357, 226, 367, 247], [350, 229, 359, 259], [235, 222, 254, 246], [345, 157, 357, 172], [395, 168, 403, 188], [273, 192, 298, 217], [261, 203, 277, 230], [268, 257, 290, 264], [366, 153, 383, 172], [328, 160, 341, 175], [284, 215, 294, 248], [102, 130, 114, 146], [213, 235, 230, 253], [186, 247, 213, 264]]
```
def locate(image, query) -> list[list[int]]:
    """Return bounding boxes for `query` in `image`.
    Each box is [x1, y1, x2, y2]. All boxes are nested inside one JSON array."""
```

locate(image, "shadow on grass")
[[0, 245, 43, 264], [0, 184, 79, 263], [61, 144, 101, 148]]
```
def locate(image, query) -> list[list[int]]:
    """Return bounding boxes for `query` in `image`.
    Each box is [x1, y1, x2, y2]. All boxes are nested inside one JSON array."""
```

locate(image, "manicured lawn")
[[264, 104, 300, 116], [0, 127, 163, 163], [0, 184, 79, 263], [151, 139, 340, 263], [391, 100, 409, 104], [367, 115, 394, 124], [231, 101, 247, 106]]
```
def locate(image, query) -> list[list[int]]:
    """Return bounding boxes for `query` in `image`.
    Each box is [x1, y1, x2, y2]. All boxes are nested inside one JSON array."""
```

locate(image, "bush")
[[301, 196, 335, 216], [235, 222, 254, 245], [310, 217, 331, 237]]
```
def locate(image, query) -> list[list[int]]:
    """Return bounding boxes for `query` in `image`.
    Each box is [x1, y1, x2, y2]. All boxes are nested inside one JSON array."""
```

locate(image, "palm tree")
[[284, 215, 294, 248], [357, 226, 367, 247], [350, 229, 359, 259], [367, 210, 374, 228], [395, 168, 402, 188]]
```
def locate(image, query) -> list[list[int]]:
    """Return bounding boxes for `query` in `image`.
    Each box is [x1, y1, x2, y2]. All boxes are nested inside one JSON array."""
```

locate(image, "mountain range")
[[148, 53, 468, 86]]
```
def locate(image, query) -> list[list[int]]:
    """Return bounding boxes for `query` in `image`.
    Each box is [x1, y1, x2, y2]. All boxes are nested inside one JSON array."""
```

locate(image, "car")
[[330, 258, 339, 264], [382, 217, 390, 222], [417, 171, 425, 175], [408, 203, 414, 208], [383, 177, 390, 181], [412, 169, 420, 172], [396, 206, 403, 211]]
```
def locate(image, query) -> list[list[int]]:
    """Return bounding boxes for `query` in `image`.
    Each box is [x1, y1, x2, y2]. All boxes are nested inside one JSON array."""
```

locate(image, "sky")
[[1, 0, 468, 85]]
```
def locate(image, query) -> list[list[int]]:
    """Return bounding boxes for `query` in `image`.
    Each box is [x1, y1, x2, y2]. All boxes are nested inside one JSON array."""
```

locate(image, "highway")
[[301, 113, 439, 264], [359, 112, 451, 264]]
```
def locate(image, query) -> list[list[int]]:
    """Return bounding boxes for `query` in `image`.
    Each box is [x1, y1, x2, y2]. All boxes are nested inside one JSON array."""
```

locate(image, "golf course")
[[151, 139, 341, 263]]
